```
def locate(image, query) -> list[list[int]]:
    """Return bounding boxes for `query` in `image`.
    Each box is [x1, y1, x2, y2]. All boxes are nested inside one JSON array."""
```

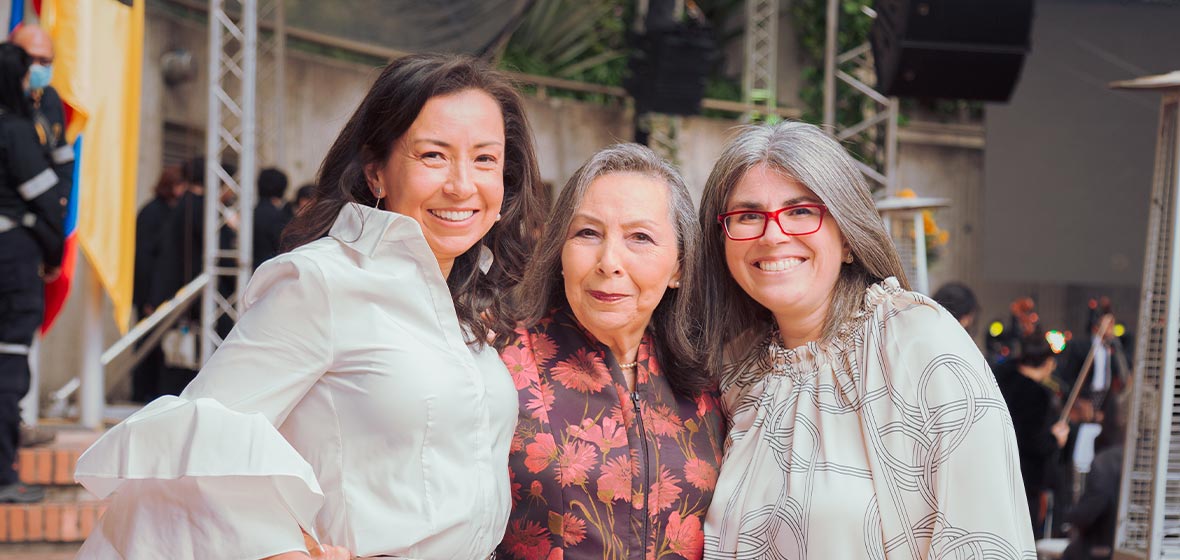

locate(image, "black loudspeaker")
[[870, 0, 1035, 102], [624, 24, 717, 115]]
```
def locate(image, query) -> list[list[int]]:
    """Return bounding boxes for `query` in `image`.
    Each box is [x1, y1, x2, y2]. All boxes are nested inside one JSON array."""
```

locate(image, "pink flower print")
[[548, 511, 588, 547], [511, 430, 525, 455], [525, 433, 558, 473], [645, 404, 682, 438], [637, 344, 653, 384], [570, 416, 627, 454], [696, 393, 716, 419], [501, 344, 537, 390], [648, 466, 683, 514], [527, 480, 547, 506], [664, 511, 704, 560], [596, 455, 633, 504], [557, 440, 597, 487], [526, 380, 555, 424], [551, 348, 611, 393], [510, 468, 522, 505], [530, 332, 558, 366], [503, 519, 552, 560], [683, 457, 717, 491]]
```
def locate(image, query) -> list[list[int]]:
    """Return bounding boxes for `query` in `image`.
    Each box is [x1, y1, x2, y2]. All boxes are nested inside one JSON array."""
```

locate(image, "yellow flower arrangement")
[[898, 189, 950, 260]]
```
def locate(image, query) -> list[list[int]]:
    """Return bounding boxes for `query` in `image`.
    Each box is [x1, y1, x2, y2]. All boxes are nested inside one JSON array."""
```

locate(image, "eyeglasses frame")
[[716, 203, 829, 241]]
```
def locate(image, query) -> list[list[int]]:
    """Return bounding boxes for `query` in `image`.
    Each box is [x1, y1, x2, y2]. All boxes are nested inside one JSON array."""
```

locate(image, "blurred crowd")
[[934, 283, 1128, 560]]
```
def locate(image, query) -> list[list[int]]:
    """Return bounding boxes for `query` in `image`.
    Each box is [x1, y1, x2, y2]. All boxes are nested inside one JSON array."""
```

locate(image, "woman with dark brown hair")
[[74, 53, 547, 560]]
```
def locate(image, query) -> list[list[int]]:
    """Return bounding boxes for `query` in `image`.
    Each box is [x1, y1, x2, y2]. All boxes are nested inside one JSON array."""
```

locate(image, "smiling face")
[[368, 88, 506, 278], [562, 172, 681, 349], [723, 164, 847, 344]]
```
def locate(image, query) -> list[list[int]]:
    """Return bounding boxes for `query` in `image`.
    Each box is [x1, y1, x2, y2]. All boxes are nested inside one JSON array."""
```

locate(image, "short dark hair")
[[257, 167, 288, 199], [0, 43, 32, 118], [933, 282, 979, 321], [295, 184, 315, 203], [1017, 335, 1054, 368]]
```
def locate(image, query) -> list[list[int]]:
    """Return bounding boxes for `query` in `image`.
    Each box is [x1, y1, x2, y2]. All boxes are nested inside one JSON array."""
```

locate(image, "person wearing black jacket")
[[131, 166, 185, 402], [252, 167, 289, 270], [1061, 395, 1126, 560], [10, 25, 73, 204], [995, 335, 1071, 538], [0, 43, 61, 503]]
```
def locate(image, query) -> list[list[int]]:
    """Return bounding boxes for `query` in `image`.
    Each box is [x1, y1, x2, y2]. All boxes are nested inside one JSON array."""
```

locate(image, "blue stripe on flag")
[[7, 0, 24, 34], [64, 137, 81, 234]]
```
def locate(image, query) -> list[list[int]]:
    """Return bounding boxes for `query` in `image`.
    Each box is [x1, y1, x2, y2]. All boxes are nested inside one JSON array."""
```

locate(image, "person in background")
[[0, 43, 61, 504], [1061, 393, 1126, 560], [254, 167, 291, 270], [9, 24, 73, 209], [994, 335, 1070, 538], [131, 165, 186, 403], [288, 183, 316, 218], [932, 281, 980, 333]]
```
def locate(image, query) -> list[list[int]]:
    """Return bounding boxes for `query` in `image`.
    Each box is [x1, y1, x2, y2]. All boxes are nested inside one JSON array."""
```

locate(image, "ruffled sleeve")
[[74, 254, 335, 560], [860, 280, 1037, 558]]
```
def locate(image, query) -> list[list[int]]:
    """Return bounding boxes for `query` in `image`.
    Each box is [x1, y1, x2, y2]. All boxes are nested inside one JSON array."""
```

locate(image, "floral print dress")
[[498, 305, 726, 560]]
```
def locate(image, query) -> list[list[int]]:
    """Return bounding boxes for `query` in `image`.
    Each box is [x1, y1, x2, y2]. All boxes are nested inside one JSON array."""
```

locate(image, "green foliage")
[[497, 0, 629, 87], [789, 0, 874, 125]]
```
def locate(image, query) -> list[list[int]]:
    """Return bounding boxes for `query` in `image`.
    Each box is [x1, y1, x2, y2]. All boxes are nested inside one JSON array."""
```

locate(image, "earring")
[[373, 189, 383, 209], [670, 280, 681, 288], [496, 212, 502, 222], [843, 253, 854, 264]]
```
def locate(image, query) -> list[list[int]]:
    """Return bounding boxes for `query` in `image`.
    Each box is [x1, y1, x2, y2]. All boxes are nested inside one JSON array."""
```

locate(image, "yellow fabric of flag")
[[42, 0, 143, 333]]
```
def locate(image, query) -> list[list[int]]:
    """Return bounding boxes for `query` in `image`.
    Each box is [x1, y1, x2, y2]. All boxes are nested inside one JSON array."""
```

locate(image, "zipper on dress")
[[632, 389, 650, 559]]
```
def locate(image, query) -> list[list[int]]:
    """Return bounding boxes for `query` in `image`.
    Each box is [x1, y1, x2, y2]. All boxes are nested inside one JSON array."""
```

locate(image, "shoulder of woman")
[[243, 250, 332, 309]]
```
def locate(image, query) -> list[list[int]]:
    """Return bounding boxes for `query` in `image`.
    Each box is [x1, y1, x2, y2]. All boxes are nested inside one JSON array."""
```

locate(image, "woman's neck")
[[772, 303, 830, 349]]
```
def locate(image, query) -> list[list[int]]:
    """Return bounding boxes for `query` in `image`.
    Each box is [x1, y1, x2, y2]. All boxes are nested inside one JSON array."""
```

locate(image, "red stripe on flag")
[[41, 233, 76, 334]]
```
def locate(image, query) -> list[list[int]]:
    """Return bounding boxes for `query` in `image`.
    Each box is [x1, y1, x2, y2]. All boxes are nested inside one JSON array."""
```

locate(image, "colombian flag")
[[40, 0, 143, 334]]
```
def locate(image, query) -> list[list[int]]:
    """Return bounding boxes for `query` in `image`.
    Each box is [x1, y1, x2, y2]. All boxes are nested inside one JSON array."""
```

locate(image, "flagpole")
[[79, 259, 104, 429], [19, 334, 40, 425]]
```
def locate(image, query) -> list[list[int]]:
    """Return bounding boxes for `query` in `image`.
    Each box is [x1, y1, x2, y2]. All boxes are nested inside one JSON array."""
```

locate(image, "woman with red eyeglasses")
[[692, 121, 1034, 559]]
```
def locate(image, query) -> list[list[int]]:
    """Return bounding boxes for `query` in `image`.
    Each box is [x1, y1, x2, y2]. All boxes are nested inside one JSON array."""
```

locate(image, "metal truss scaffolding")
[[202, 0, 257, 363], [822, 2, 898, 193], [742, 0, 778, 122], [1112, 74, 1180, 560]]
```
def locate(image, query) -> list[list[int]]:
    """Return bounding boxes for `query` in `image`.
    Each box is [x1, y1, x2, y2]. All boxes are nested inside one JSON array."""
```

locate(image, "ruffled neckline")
[[766, 277, 905, 379]]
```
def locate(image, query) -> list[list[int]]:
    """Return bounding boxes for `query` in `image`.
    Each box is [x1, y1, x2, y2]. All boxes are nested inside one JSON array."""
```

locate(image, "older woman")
[[74, 54, 546, 559], [498, 144, 724, 560], [694, 122, 1034, 559]]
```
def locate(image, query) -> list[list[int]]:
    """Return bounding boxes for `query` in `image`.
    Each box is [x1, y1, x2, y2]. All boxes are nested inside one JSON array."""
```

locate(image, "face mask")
[[28, 64, 52, 91]]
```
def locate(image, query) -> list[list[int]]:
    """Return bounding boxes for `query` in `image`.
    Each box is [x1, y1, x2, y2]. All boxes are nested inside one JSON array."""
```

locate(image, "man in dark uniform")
[[11, 24, 72, 449], [0, 42, 63, 502], [11, 25, 74, 217]]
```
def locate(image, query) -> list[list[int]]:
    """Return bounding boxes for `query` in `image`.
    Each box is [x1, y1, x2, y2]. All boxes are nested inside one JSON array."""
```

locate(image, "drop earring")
[[373, 189, 383, 209]]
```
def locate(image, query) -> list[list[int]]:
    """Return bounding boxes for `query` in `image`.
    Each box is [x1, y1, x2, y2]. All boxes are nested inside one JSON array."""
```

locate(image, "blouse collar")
[[328, 202, 430, 259]]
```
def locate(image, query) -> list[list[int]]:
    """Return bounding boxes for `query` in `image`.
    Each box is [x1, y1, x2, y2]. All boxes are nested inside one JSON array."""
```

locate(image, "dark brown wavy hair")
[[282, 53, 546, 351]]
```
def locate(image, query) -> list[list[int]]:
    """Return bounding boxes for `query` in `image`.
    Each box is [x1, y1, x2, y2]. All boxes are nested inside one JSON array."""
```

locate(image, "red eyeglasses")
[[717, 204, 828, 241]]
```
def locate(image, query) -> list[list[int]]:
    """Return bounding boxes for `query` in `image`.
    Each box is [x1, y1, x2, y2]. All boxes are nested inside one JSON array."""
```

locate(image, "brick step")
[[17, 428, 102, 487], [0, 542, 80, 559], [0, 500, 107, 543]]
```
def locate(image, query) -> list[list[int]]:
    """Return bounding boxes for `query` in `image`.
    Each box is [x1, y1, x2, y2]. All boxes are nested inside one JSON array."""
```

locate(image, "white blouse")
[[703, 278, 1036, 559], [75, 203, 519, 559]]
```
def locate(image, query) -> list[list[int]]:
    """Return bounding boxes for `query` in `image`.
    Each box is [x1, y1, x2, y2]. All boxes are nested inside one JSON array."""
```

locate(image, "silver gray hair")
[[694, 121, 909, 375], [513, 143, 707, 396]]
